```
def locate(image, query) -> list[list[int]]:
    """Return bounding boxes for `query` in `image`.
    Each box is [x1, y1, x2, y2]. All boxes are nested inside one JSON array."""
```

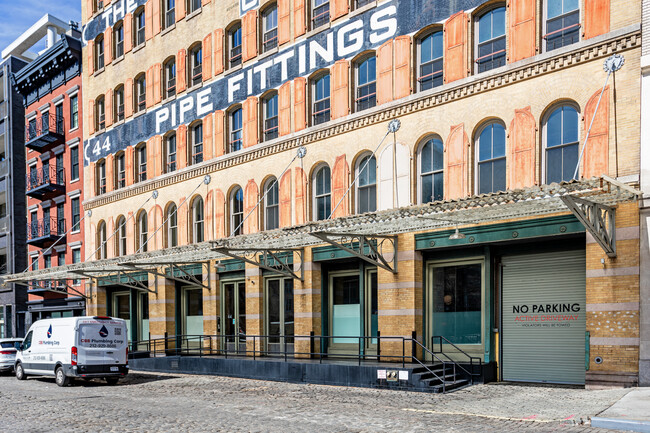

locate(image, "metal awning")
[[0, 177, 640, 286]]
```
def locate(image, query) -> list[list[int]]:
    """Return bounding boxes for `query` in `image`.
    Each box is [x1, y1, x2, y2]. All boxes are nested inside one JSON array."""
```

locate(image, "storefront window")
[[431, 263, 482, 345], [267, 278, 294, 346], [331, 274, 360, 344], [184, 288, 203, 335]]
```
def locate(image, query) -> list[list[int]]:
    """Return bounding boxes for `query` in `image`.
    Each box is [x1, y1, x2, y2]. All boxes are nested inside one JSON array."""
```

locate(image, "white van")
[[15, 316, 129, 386]]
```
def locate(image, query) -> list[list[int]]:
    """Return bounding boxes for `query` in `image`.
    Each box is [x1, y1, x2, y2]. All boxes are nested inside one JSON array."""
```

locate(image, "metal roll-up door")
[[501, 250, 586, 384]]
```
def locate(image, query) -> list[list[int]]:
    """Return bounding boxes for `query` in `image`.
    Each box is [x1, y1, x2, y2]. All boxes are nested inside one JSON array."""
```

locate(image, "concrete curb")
[[591, 417, 650, 433]]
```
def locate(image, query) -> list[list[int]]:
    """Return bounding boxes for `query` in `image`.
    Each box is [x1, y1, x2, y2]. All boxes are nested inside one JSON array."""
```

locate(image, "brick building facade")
[[8, 0, 638, 386], [12, 23, 86, 324]]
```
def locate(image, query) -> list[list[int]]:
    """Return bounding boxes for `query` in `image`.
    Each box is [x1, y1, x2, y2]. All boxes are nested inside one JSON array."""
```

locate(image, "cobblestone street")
[[0, 371, 632, 432]]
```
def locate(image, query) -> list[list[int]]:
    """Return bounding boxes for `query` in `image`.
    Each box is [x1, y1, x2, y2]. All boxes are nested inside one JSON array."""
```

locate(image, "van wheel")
[[15, 363, 26, 380], [105, 377, 119, 386], [55, 367, 70, 387]]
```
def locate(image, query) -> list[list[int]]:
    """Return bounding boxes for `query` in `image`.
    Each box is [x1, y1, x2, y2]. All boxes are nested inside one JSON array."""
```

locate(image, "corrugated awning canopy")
[[1, 176, 640, 285]]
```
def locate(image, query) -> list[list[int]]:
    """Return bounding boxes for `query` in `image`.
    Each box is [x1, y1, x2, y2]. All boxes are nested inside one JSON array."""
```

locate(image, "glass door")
[[182, 287, 203, 352], [329, 271, 361, 354], [365, 269, 378, 354], [222, 280, 246, 352], [265, 278, 294, 354], [112, 291, 131, 341], [137, 292, 150, 350], [427, 260, 484, 359]]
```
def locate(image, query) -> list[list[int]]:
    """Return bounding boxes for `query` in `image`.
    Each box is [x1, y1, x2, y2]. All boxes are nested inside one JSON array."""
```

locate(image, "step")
[[418, 374, 459, 385], [430, 379, 470, 393]]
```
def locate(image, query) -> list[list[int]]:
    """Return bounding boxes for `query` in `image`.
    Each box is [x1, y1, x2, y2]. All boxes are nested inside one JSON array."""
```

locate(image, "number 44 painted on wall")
[[84, 136, 111, 164]]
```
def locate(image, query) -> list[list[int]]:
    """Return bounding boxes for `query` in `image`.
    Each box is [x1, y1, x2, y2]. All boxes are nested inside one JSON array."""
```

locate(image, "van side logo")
[[99, 325, 109, 338], [47, 325, 52, 339]]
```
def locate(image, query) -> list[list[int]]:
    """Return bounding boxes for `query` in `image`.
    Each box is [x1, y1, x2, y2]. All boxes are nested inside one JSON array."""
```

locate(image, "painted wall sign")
[[240, 0, 260, 16], [82, 0, 488, 165]]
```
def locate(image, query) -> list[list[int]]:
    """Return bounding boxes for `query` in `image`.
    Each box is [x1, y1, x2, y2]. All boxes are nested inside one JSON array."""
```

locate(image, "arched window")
[[136, 142, 147, 182], [95, 35, 105, 70], [263, 92, 279, 141], [115, 151, 126, 189], [137, 211, 148, 252], [164, 57, 176, 99], [264, 178, 279, 230], [114, 85, 125, 121], [262, 3, 278, 52], [419, 136, 444, 203], [166, 203, 178, 247], [192, 197, 204, 243], [314, 165, 331, 221], [135, 73, 146, 113], [165, 132, 177, 173], [544, 105, 579, 183], [97, 221, 107, 259], [356, 55, 376, 112], [134, 7, 146, 47], [187, 0, 201, 14], [114, 21, 124, 58], [312, 73, 330, 126], [163, 0, 176, 29], [230, 187, 244, 236], [475, 6, 506, 73], [116, 216, 127, 256], [545, 0, 580, 51], [97, 160, 107, 195], [191, 122, 203, 164], [476, 122, 506, 194], [189, 43, 203, 87], [356, 154, 376, 213], [418, 30, 443, 91], [229, 23, 242, 68], [96, 96, 106, 130], [311, 0, 330, 29], [229, 107, 243, 152]]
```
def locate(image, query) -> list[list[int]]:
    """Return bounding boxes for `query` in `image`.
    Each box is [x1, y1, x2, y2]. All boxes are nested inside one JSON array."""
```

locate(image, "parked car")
[[0, 338, 23, 372], [15, 316, 129, 386]]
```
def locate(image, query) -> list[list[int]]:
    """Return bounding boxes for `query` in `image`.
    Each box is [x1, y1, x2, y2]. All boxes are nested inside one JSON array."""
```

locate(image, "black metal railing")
[[192, 64, 202, 86], [264, 116, 279, 141], [128, 332, 479, 392], [167, 78, 176, 98], [230, 45, 242, 68], [312, 2, 330, 29], [431, 335, 483, 385], [137, 92, 146, 112], [263, 28, 278, 52], [27, 217, 65, 241], [25, 113, 65, 143], [165, 9, 175, 28], [26, 165, 65, 191]]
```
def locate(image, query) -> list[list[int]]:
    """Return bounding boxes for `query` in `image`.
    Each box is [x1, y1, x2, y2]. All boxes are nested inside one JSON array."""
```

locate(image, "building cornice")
[[83, 27, 641, 210]]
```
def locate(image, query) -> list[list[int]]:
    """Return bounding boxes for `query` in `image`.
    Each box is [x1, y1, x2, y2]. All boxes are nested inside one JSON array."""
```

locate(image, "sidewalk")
[[592, 388, 650, 432]]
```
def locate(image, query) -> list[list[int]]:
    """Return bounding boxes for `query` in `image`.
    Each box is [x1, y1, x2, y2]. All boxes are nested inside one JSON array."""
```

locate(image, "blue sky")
[[0, 0, 81, 53]]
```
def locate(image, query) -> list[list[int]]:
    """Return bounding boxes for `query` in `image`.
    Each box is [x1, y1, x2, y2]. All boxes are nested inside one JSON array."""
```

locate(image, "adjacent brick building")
[[7, 0, 638, 386], [11, 18, 86, 325]]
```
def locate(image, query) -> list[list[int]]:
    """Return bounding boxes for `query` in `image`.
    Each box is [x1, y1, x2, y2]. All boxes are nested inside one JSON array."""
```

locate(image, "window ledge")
[[69, 126, 79, 133], [185, 8, 202, 21], [188, 82, 203, 92], [70, 178, 80, 185], [93, 67, 105, 77], [133, 43, 146, 54], [71, 230, 81, 235], [134, 110, 146, 118], [306, 22, 331, 39], [163, 95, 177, 104], [113, 55, 124, 66], [258, 47, 278, 61], [161, 24, 176, 36], [350, 1, 376, 18], [225, 64, 243, 76]]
